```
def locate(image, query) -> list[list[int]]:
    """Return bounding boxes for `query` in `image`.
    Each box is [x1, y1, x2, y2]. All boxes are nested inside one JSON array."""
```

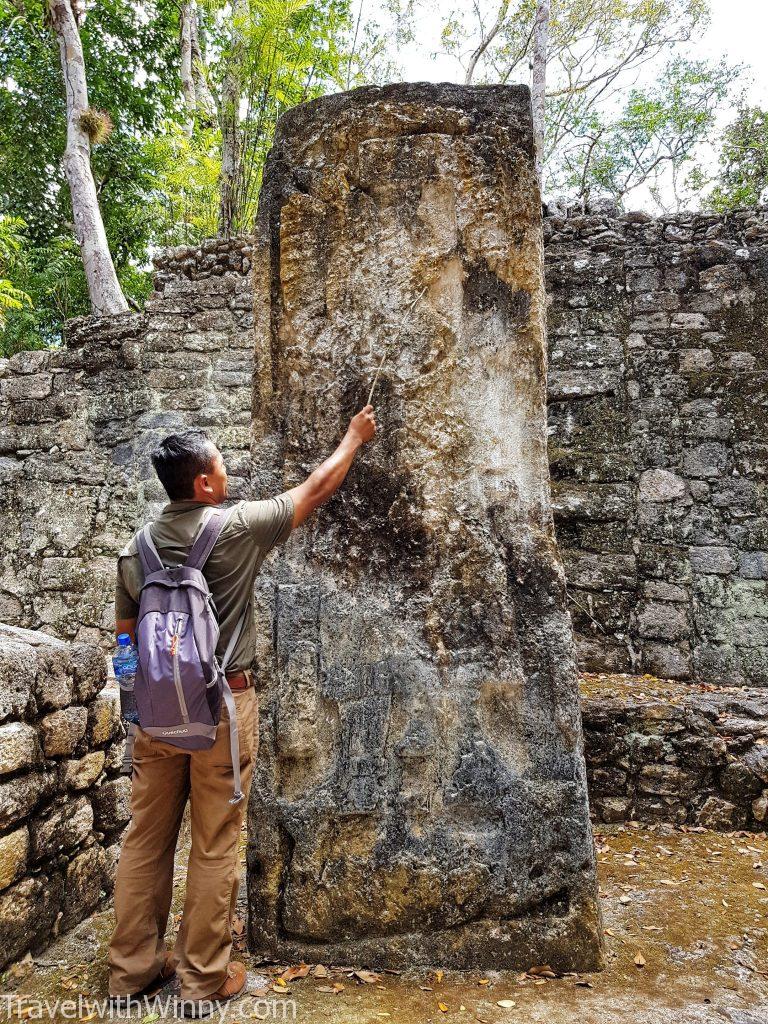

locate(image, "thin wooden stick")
[[367, 287, 427, 406]]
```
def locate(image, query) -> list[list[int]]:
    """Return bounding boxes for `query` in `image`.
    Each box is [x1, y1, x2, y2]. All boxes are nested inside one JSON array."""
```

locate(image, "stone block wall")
[[1, 212, 767, 686], [546, 207, 768, 684], [0, 624, 128, 969], [580, 677, 768, 832], [0, 239, 254, 645]]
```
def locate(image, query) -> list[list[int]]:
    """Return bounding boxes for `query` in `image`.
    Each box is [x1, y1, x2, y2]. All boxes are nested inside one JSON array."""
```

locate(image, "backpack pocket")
[[137, 610, 214, 729]]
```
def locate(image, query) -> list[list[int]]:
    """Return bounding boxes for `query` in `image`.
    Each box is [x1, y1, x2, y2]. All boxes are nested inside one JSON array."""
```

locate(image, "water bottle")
[[112, 633, 140, 725]]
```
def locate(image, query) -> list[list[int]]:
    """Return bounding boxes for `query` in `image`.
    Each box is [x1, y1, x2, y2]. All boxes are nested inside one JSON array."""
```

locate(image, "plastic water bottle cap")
[[117, 633, 132, 646]]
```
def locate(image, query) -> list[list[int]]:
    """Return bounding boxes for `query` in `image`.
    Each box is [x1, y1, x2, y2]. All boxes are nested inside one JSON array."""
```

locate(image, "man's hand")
[[288, 405, 377, 529], [347, 405, 377, 446]]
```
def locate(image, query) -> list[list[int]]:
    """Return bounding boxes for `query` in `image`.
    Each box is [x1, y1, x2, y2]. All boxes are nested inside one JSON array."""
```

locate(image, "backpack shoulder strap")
[[184, 504, 238, 572], [136, 523, 165, 576]]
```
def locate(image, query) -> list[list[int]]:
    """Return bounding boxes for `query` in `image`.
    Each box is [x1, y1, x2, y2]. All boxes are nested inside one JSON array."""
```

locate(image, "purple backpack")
[[133, 505, 246, 803]]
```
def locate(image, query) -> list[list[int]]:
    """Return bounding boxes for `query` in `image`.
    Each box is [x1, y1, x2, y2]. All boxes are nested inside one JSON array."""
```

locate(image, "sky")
[[393, 0, 768, 104], [701, 0, 768, 106]]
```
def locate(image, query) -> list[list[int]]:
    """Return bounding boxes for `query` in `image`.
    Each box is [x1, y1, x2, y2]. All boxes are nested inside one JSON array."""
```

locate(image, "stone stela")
[[246, 83, 604, 971]]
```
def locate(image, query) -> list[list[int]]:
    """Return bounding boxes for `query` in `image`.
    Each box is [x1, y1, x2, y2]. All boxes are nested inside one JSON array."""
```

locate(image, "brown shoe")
[[211, 961, 247, 1000], [176, 962, 248, 1018]]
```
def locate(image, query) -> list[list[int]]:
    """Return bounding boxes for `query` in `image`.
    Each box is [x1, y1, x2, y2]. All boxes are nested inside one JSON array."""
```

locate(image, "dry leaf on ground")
[[281, 964, 310, 982], [354, 969, 382, 984]]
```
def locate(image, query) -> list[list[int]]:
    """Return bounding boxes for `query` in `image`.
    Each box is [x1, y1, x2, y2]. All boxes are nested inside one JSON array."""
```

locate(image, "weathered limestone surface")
[[0, 625, 126, 968], [246, 84, 603, 971]]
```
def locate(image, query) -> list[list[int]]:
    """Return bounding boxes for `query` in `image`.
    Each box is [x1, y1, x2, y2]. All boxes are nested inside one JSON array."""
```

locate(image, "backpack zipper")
[[171, 618, 190, 723]]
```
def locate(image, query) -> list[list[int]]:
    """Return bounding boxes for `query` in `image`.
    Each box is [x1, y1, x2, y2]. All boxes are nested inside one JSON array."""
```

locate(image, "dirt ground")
[[2, 822, 767, 1023]]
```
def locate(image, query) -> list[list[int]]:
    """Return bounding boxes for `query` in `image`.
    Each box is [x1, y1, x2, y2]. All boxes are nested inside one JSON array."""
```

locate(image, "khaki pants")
[[108, 689, 257, 1000]]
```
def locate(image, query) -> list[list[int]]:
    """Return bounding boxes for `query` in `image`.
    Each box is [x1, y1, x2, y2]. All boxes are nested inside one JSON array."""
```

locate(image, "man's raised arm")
[[287, 404, 377, 529]]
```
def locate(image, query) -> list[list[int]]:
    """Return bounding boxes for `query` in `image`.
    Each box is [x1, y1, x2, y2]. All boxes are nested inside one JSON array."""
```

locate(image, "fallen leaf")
[[497, 999, 517, 1008], [575, 980, 593, 988], [478, 979, 489, 986], [354, 970, 382, 984], [634, 953, 646, 968], [527, 964, 557, 978], [274, 977, 287, 987], [438, 1002, 449, 1012], [231, 916, 245, 936], [141, 1016, 160, 1024], [752, 882, 766, 890], [281, 964, 310, 982], [312, 965, 329, 978], [435, 969, 445, 983], [619, 895, 632, 905]]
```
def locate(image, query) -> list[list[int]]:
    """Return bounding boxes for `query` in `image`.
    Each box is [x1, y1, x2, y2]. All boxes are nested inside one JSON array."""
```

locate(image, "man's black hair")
[[150, 429, 217, 501]]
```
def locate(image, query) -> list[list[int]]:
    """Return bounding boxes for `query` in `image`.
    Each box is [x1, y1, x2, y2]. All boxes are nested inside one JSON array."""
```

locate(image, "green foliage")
[[143, 125, 223, 245], [0, 0, 181, 348], [0, 0, 358, 347], [0, 0, 180, 243], [204, 0, 354, 234], [0, 215, 33, 338], [555, 57, 741, 208], [435, 0, 740, 207], [0, 231, 86, 357], [708, 107, 768, 212]]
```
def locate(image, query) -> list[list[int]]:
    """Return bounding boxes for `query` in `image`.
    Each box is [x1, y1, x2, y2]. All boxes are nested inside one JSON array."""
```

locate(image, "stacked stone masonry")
[[546, 206, 768, 685], [581, 675, 768, 831], [0, 239, 255, 647], [0, 624, 127, 969], [0, 213, 766, 685]]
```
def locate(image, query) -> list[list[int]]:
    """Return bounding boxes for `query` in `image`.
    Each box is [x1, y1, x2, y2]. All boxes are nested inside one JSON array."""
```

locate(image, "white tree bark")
[[180, 0, 215, 131], [218, 0, 247, 237], [180, 0, 197, 133], [47, 0, 127, 316], [531, 0, 550, 186], [191, 8, 216, 117]]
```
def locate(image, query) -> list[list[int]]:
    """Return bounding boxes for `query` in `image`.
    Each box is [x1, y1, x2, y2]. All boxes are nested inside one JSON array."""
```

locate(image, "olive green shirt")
[[115, 495, 294, 673]]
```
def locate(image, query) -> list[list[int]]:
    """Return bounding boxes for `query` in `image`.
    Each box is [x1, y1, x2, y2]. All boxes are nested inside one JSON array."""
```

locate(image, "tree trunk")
[[191, 7, 216, 117], [218, 0, 247, 237], [47, 0, 127, 316], [531, 0, 550, 186], [180, 0, 197, 133], [464, 1, 509, 85]]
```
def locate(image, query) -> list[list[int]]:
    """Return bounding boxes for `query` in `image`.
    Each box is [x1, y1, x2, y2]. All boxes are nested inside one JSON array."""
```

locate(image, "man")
[[108, 404, 376, 1015]]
